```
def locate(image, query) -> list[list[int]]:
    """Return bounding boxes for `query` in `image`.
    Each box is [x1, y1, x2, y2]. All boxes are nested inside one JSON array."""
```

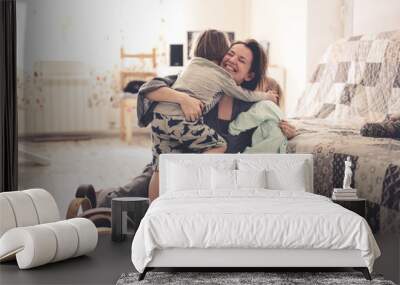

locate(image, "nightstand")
[[111, 197, 149, 242], [332, 198, 366, 218]]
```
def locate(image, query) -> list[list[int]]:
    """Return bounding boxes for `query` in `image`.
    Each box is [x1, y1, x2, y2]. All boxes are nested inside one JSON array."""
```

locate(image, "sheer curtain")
[[0, 0, 17, 192]]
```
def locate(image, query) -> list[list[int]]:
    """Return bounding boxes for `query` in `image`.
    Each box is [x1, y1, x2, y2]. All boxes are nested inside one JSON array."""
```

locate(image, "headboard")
[[159, 153, 314, 195]]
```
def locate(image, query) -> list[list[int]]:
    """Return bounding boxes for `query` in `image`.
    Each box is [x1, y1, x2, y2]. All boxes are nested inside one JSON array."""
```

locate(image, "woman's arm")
[[146, 87, 204, 121], [221, 77, 271, 102]]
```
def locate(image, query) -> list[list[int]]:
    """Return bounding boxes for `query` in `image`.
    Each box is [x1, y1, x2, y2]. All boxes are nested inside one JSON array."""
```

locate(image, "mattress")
[[131, 190, 380, 273]]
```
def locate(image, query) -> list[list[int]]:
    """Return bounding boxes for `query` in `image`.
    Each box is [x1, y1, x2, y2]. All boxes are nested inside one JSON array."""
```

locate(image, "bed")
[[131, 154, 380, 280]]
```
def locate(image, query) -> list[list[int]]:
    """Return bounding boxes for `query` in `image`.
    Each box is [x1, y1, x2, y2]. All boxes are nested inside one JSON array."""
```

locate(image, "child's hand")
[[265, 91, 280, 105], [279, 120, 297, 139], [180, 95, 204, 121]]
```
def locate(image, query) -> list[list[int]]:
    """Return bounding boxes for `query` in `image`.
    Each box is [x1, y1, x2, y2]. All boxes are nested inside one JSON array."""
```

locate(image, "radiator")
[[23, 61, 108, 135]]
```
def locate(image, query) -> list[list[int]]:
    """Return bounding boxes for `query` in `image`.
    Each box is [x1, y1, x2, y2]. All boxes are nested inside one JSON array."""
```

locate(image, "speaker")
[[170, 44, 183, 66]]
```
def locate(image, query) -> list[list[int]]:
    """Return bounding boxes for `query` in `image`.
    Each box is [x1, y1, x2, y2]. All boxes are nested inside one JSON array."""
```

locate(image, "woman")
[[142, 39, 296, 201]]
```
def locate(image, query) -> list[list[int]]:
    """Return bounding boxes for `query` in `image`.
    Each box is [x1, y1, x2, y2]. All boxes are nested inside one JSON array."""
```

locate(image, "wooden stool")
[[111, 197, 149, 242]]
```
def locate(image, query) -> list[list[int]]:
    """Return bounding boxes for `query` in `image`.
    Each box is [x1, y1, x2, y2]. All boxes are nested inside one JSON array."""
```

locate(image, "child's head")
[[258, 76, 283, 106], [193, 29, 230, 64]]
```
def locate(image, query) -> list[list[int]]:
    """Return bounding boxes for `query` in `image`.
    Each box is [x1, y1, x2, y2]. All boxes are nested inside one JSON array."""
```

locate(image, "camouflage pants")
[[151, 112, 226, 169]]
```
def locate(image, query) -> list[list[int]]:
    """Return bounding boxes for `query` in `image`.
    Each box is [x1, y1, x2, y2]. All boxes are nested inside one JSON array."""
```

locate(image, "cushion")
[[0, 191, 40, 227], [211, 169, 268, 191], [0, 189, 60, 236], [237, 158, 308, 191], [66, 218, 98, 257], [236, 169, 267, 189], [42, 222, 78, 262], [166, 162, 211, 192], [212, 168, 237, 191], [360, 118, 400, 139], [0, 196, 16, 237], [266, 167, 306, 191], [24, 188, 60, 223]]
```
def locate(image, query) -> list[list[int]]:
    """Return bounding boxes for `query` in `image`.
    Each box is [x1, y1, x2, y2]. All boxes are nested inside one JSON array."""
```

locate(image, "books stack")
[[332, 188, 358, 200]]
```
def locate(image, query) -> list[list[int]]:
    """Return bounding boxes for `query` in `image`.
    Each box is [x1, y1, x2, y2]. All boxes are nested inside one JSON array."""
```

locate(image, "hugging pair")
[[76, 30, 297, 207], [146, 30, 290, 200]]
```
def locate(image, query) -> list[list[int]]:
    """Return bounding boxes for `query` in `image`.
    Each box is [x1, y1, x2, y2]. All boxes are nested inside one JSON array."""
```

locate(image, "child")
[[228, 77, 288, 153], [151, 30, 273, 169]]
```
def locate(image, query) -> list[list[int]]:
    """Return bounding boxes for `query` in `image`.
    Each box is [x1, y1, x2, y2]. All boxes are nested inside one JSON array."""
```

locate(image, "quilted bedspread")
[[289, 30, 400, 234], [288, 119, 400, 234]]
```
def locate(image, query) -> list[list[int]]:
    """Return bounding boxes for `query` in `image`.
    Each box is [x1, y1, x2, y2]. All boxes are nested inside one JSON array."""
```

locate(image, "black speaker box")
[[170, 44, 183, 66]]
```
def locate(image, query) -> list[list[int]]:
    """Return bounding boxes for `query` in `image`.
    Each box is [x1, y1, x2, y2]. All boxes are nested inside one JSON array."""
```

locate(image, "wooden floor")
[[18, 135, 152, 218], [0, 233, 134, 285]]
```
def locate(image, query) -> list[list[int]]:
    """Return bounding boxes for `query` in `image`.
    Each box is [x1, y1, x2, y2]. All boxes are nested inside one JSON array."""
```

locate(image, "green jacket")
[[228, 100, 287, 153]]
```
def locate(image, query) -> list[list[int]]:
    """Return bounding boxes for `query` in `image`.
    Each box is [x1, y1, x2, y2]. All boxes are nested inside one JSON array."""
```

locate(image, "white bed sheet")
[[131, 190, 380, 273]]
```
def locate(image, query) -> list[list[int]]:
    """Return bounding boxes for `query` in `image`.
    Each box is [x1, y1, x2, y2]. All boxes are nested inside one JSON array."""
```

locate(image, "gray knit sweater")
[[153, 57, 267, 116]]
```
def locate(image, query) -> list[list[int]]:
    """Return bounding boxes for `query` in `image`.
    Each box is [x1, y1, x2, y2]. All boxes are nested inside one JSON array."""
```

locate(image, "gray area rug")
[[116, 271, 396, 285]]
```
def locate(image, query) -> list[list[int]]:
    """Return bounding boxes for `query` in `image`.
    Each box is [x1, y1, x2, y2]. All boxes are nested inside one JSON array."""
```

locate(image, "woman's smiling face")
[[221, 43, 254, 85]]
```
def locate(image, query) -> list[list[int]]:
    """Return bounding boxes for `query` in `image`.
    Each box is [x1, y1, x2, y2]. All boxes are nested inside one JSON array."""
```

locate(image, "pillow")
[[236, 169, 267, 189], [237, 158, 308, 191], [212, 168, 237, 191], [360, 119, 400, 139], [211, 169, 268, 191], [266, 166, 306, 191], [166, 162, 211, 192]]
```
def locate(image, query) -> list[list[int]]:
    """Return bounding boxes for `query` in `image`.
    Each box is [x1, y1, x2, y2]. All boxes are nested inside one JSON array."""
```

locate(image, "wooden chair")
[[119, 47, 157, 144]]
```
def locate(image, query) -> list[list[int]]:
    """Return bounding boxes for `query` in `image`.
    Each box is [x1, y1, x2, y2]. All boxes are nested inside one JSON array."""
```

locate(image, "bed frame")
[[140, 248, 371, 280], [139, 154, 372, 281]]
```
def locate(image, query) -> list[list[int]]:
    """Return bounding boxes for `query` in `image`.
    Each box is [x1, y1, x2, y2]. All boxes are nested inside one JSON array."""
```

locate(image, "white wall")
[[121, 0, 248, 66], [248, 0, 344, 117], [17, 0, 122, 134], [248, 0, 308, 117], [306, 0, 344, 79], [18, 0, 121, 72], [18, 0, 249, 74], [351, 0, 400, 35]]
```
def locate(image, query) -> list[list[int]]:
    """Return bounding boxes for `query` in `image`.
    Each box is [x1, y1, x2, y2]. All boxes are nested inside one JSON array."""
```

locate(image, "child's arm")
[[221, 77, 271, 102], [229, 101, 284, 135]]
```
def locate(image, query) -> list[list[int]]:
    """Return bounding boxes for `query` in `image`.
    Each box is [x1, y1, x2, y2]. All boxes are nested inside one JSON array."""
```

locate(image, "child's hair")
[[258, 76, 283, 106], [193, 29, 230, 64]]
